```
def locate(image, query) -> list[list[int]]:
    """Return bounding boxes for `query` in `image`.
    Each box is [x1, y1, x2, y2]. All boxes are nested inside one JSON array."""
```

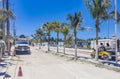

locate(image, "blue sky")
[[10, 0, 120, 39]]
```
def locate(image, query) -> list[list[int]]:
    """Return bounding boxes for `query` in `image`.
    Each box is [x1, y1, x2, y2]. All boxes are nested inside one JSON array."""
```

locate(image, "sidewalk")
[[41, 46, 120, 72], [0, 55, 11, 79], [0, 46, 16, 79]]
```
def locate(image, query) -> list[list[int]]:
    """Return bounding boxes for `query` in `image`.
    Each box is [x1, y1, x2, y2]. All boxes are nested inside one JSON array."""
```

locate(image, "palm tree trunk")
[[74, 31, 77, 59], [95, 19, 99, 60], [57, 32, 59, 53], [63, 45, 65, 54], [39, 38, 42, 49], [6, 0, 11, 53], [48, 34, 50, 51], [2, 0, 5, 40], [3, 23, 5, 40], [63, 36, 66, 55]]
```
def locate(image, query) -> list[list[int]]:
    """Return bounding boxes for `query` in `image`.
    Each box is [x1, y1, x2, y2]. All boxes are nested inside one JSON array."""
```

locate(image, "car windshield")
[[16, 41, 28, 44]]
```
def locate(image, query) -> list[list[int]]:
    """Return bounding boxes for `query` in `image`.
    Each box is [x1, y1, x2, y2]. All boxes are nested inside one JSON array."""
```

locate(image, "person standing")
[[0, 36, 6, 57], [105, 43, 111, 50], [99, 43, 106, 51]]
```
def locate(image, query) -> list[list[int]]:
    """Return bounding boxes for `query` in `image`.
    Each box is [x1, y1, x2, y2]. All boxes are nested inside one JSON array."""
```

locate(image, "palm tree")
[[0, 9, 15, 53], [42, 22, 53, 51], [0, 9, 15, 39], [84, 0, 111, 60], [66, 34, 73, 47], [52, 21, 61, 53], [61, 24, 70, 54], [35, 28, 45, 48], [110, 11, 120, 23], [0, 9, 15, 20], [67, 12, 83, 59]]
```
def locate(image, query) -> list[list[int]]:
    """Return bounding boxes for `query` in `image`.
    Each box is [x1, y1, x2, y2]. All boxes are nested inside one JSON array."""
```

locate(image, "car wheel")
[[28, 50, 31, 54], [103, 54, 109, 60]]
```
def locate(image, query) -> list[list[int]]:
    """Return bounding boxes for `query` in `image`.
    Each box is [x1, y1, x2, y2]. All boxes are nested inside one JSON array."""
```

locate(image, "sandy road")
[[12, 46, 120, 79]]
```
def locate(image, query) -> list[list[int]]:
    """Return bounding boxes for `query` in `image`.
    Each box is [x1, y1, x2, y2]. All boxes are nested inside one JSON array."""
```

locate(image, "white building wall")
[[91, 39, 116, 49]]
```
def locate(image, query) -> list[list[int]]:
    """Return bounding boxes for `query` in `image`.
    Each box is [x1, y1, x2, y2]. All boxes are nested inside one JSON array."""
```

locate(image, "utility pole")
[[2, 0, 5, 8], [107, 20, 109, 39], [11, 3, 16, 37], [114, 0, 118, 62], [6, 0, 11, 53]]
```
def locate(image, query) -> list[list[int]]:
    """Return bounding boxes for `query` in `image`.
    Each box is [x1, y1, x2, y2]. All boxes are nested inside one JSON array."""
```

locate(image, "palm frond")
[[42, 22, 53, 33], [52, 21, 61, 32], [0, 9, 15, 22], [84, 0, 111, 20], [110, 11, 120, 23]]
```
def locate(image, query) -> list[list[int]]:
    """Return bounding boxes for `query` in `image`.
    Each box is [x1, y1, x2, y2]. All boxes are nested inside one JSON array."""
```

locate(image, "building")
[[91, 39, 117, 50]]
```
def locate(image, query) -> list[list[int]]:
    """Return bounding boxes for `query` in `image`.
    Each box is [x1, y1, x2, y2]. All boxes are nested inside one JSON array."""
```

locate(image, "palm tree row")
[[34, 0, 117, 60], [34, 11, 85, 58]]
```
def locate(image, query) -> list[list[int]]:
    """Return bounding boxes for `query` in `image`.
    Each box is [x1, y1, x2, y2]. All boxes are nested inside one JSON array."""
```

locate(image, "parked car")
[[15, 41, 30, 53]]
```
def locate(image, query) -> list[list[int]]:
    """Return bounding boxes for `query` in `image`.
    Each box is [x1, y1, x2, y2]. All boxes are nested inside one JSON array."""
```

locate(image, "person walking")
[[99, 43, 106, 52]]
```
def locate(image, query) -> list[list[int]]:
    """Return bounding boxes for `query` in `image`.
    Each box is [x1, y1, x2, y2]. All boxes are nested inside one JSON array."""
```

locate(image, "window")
[[16, 41, 28, 44]]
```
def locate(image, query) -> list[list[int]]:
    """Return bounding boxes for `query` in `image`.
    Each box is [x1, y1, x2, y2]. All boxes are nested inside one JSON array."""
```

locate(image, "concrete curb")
[[44, 50, 120, 72]]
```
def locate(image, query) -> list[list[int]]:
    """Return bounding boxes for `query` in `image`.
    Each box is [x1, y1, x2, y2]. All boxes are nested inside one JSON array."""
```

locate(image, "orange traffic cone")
[[18, 66, 23, 77]]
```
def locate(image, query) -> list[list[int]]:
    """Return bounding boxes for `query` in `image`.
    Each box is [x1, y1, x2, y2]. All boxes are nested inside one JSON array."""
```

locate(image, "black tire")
[[103, 54, 109, 60], [28, 49, 31, 54], [91, 54, 95, 58]]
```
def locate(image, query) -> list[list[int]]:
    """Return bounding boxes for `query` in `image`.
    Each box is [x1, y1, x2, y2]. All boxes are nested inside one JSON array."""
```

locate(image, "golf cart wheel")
[[103, 54, 109, 60]]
